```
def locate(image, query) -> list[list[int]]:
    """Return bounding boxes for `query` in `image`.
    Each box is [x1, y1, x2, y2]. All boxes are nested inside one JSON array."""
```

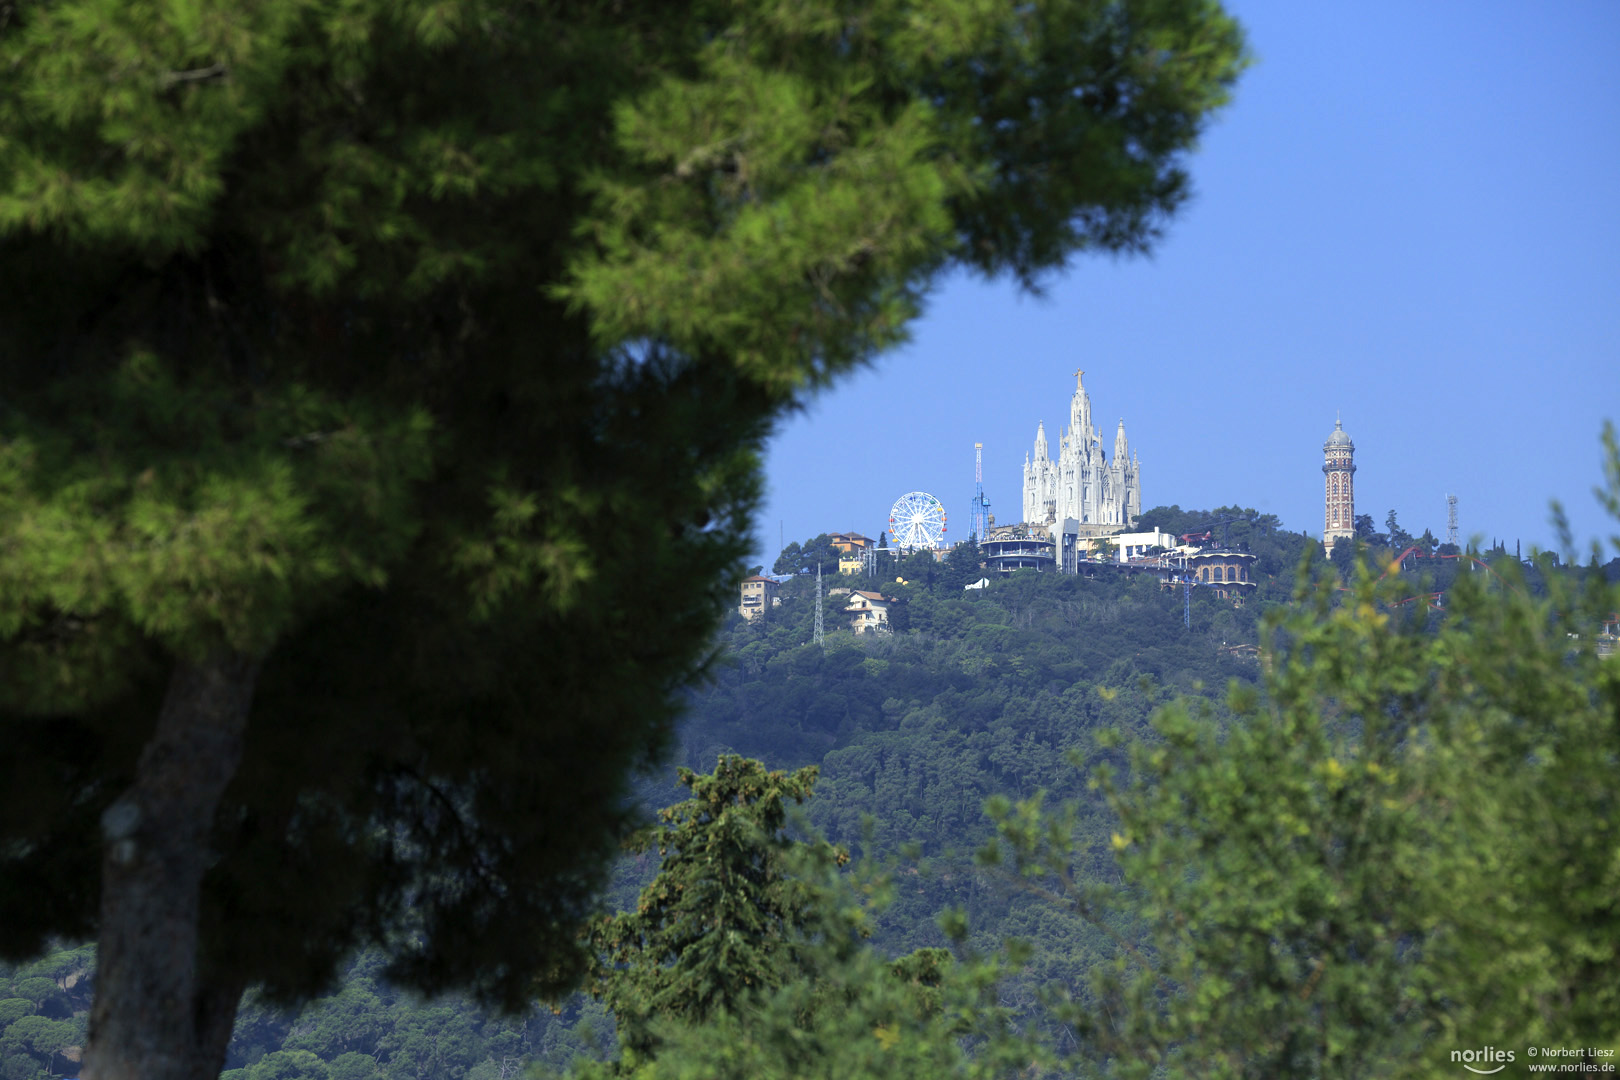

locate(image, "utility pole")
[[813, 563, 825, 646]]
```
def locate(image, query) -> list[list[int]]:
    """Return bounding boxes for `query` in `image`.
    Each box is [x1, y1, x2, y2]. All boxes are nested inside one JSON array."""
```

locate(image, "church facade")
[[1021, 370, 1141, 530]]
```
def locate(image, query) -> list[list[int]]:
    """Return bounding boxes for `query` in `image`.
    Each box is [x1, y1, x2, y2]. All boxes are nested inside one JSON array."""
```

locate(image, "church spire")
[[1069, 371, 1092, 444], [1034, 420, 1048, 457], [1113, 418, 1129, 463]]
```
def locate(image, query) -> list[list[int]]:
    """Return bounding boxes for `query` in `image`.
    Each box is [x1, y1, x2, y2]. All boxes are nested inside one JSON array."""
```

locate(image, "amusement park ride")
[[888, 491, 948, 550], [885, 444, 990, 555], [970, 443, 991, 541]]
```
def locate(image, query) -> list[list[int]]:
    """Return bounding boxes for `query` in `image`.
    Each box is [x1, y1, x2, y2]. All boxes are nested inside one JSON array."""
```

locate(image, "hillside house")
[[829, 532, 875, 554], [842, 590, 896, 634], [738, 576, 779, 621]]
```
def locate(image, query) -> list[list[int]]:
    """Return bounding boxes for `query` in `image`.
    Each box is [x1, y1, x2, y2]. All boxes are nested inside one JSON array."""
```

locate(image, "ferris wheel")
[[888, 491, 948, 550]]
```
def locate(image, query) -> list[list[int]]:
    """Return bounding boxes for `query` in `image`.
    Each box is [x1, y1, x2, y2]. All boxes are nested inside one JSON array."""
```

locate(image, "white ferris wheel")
[[888, 491, 947, 550]]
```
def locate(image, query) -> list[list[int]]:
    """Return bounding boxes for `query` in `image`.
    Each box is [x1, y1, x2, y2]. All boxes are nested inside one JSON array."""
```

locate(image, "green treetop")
[[587, 757, 839, 1059], [579, 756, 1016, 1080], [0, 1, 1246, 1076], [987, 427, 1620, 1079]]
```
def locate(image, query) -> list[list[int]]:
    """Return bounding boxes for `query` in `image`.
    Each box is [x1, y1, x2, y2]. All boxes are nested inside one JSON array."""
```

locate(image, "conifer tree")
[[580, 756, 1004, 1080], [0, 1, 1246, 1076], [586, 757, 840, 1060]]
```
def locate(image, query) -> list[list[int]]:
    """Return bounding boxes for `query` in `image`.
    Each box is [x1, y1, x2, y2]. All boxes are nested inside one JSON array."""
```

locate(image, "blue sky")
[[757, 1, 1620, 562]]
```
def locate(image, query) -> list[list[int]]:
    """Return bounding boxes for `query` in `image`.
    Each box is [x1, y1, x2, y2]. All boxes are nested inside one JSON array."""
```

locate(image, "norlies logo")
[[1453, 1046, 1517, 1074]]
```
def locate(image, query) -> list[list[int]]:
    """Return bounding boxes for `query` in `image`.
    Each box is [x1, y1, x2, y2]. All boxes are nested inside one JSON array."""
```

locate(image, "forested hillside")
[[669, 525, 1294, 1008], [9, 505, 1298, 1079], [0, 948, 93, 1079], [12, 498, 1615, 1079]]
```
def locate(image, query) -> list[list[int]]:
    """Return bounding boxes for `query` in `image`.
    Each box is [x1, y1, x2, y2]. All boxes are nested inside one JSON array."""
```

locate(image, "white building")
[[1080, 528, 1178, 562], [842, 591, 895, 634], [1022, 370, 1141, 530]]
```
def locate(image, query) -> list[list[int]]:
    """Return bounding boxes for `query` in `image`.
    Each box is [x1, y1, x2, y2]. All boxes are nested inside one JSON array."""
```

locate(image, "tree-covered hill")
[[665, 513, 1305, 997], [3, 513, 1293, 1079], [23, 499, 1616, 1080], [0, 947, 93, 1080]]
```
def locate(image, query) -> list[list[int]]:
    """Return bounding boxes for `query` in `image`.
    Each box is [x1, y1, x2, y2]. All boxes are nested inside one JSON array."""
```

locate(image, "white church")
[[1021, 370, 1141, 530]]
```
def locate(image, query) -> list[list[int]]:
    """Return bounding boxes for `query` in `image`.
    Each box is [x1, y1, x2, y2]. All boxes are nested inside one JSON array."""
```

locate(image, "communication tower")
[[813, 563, 825, 647], [1446, 494, 1458, 548], [970, 443, 991, 541]]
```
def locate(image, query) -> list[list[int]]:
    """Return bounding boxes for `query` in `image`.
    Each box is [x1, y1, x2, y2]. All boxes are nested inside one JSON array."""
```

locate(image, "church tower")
[[1021, 370, 1140, 529], [1322, 416, 1356, 557]]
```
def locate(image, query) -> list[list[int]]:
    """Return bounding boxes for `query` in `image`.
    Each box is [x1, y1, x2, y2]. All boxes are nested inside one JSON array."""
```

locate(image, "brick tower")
[[1322, 416, 1356, 557]]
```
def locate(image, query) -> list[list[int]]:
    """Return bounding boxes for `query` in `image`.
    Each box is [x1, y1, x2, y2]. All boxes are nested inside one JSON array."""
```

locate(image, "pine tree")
[[586, 757, 839, 1059], [0, 1, 1247, 1076], [580, 757, 1002, 1080]]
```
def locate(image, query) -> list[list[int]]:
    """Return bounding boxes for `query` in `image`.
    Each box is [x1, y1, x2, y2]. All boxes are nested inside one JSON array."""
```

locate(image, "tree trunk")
[[84, 653, 260, 1080], [188, 974, 248, 1080]]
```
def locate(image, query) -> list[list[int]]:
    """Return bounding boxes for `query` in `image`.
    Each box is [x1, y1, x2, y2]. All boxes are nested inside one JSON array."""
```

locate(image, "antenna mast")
[[1446, 494, 1458, 548], [813, 563, 825, 646]]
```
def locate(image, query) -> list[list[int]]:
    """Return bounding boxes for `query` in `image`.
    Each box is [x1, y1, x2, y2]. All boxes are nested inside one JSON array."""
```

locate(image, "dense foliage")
[[985, 440, 1620, 1077], [0, 947, 93, 1080], [9, 0, 1610, 1074], [662, 509, 1319, 1015], [574, 757, 1006, 1080], [0, 0, 1246, 1073], [21, 470, 1620, 1080], [585, 758, 841, 1059]]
